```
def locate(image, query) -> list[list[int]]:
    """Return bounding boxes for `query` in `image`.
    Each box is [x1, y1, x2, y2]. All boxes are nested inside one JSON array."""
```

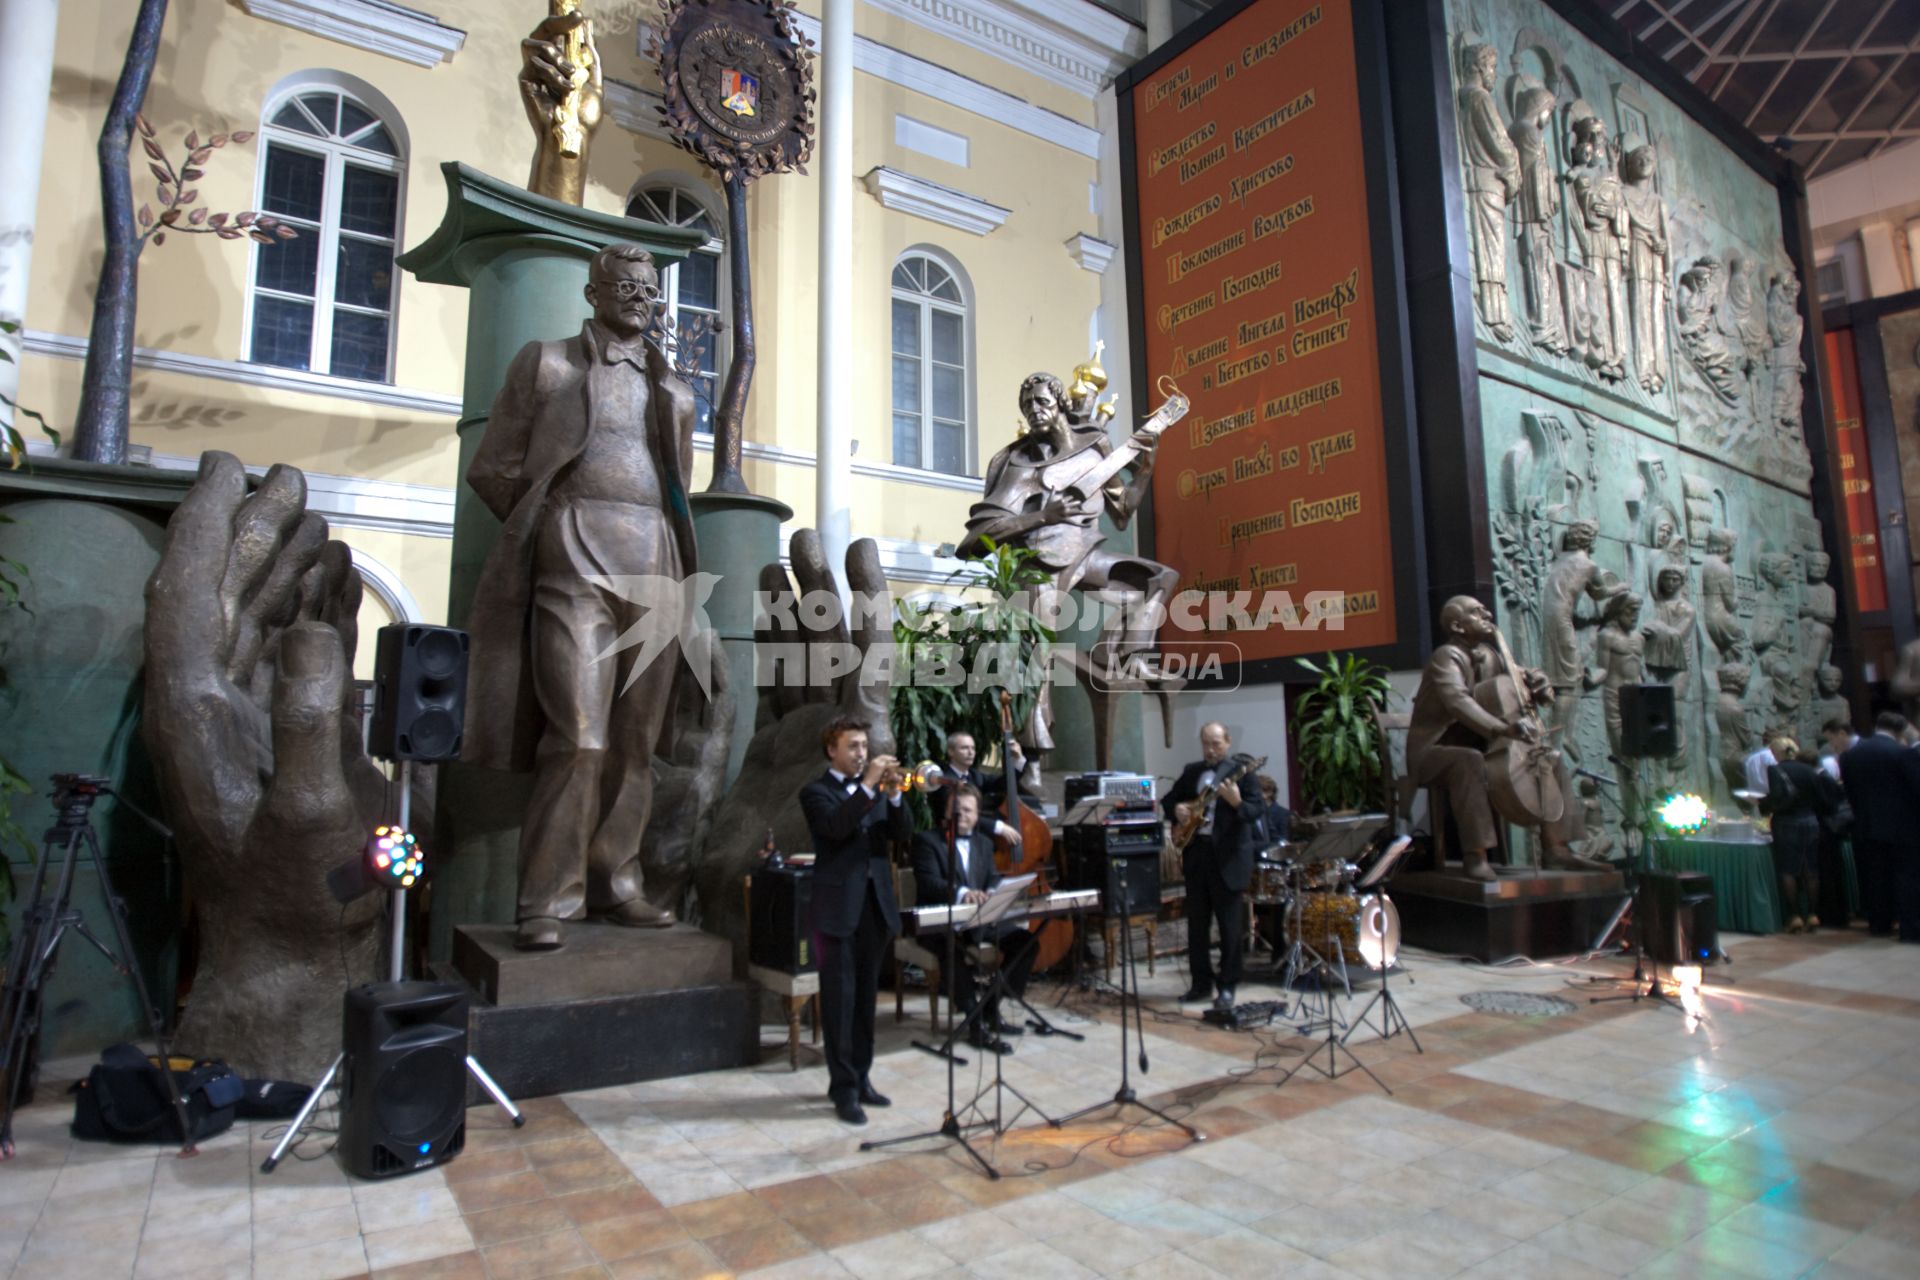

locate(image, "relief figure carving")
[[1459, 42, 1519, 343], [1714, 662, 1755, 794], [1593, 591, 1646, 757], [1508, 85, 1570, 354], [1677, 256, 1740, 404], [1799, 549, 1835, 672], [1701, 526, 1746, 661], [1769, 271, 1806, 435], [1540, 520, 1615, 751], [1620, 144, 1670, 394], [1566, 113, 1627, 381]]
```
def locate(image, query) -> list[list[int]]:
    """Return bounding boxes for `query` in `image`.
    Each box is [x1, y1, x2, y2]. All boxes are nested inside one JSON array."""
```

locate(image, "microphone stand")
[[862, 787, 998, 1178], [1055, 855, 1201, 1141]]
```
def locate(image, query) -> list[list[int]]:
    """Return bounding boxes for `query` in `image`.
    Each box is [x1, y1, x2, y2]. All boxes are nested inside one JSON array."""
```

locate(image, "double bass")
[[991, 692, 1073, 970], [1475, 628, 1565, 826]]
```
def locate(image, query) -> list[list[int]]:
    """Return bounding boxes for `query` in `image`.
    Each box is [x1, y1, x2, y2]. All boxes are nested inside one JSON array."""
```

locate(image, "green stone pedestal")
[[688, 492, 792, 784], [397, 162, 706, 962], [0, 458, 199, 1054]]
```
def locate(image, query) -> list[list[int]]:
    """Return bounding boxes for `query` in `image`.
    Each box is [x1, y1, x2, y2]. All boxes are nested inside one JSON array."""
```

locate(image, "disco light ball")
[[368, 824, 424, 888], [1657, 793, 1710, 836]]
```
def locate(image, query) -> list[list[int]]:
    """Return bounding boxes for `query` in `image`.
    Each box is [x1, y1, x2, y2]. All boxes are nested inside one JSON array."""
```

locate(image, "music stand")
[[1342, 837, 1420, 1050]]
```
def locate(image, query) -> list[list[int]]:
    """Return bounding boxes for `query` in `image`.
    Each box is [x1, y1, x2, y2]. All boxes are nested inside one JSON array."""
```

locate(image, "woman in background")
[[1761, 737, 1837, 934]]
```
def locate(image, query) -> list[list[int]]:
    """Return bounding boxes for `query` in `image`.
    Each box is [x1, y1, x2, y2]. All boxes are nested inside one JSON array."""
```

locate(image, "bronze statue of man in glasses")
[[463, 243, 704, 951]]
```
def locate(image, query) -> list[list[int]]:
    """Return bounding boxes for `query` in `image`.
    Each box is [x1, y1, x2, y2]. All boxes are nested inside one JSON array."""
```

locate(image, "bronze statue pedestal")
[[446, 922, 756, 1098], [1390, 866, 1626, 962]]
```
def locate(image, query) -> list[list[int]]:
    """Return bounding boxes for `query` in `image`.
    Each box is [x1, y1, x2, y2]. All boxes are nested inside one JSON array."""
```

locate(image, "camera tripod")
[[0, 774, 195, 1159], [262, 761, 522, 1173]]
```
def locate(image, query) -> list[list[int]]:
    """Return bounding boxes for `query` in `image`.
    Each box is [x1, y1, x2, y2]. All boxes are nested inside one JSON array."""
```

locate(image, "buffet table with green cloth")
[[1653, 837, 1782, 934]]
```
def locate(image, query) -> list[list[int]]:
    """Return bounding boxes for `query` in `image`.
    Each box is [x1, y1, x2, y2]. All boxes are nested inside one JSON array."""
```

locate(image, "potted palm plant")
[[1292, 651, 1395, 813]]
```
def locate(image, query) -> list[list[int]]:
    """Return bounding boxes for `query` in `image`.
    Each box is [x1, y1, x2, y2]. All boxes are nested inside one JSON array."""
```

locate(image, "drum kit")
[[1251, 814, 1403, 985]]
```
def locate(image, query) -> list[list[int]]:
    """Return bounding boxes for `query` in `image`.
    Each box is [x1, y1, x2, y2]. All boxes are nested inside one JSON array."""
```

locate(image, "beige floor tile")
[[1183, 1227, 1320, 1280], [963, 1239, 1099, 1280], [1457, 1240, 1617, 1280], [363, 1213, 477, 1271], [133, 1226, 254, 1279], [1532, 1217, 1668, 1277], [1045, 1219, 1171, 1272], [833, 1230, 964, 1280], [1673, 1221, 1830, 1279], [355, 1182, 462, 1233], [258, 1233, 373, 1280]]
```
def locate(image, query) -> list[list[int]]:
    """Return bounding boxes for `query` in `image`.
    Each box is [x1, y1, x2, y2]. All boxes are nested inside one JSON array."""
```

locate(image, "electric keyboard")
[[905, 888, 1099, 935]]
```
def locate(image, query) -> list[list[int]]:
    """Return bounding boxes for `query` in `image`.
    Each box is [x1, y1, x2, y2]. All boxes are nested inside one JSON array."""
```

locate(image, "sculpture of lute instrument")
[[1169, 752, 1268, 853], [1474, 627, 1566, 826], [1040, 376, 1189, 501]]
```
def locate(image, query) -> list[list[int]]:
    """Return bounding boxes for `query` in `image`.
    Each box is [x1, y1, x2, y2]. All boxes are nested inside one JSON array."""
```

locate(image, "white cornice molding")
[[22, 329, 462, 417], [240, 0, 466, 68], [788, 12, 1100, 159], [1065, 232, 1116, 274], [861, 0, 1144, 95], [604, 79, 673, 142], [26, 439, 458, 539], [864, 167, 1011, 236]]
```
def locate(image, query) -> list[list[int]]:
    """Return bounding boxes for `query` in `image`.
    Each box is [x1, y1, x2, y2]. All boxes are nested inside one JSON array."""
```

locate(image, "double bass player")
[[1407, 597, 1604, 881]]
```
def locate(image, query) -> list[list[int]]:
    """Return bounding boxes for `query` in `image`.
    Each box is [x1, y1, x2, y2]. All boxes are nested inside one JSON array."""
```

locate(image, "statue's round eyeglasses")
[[606, 279, 661, 301]]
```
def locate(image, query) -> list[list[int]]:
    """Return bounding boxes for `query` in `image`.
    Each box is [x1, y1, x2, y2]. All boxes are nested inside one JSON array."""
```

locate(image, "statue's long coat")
[[461, 322, 700, 773]]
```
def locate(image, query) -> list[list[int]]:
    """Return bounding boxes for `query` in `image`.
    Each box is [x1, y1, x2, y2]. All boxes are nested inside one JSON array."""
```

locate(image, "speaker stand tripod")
[[0, 775, 195, 1160], [262, 762, 523, 1174], [1587, 758, 1690, 1016]]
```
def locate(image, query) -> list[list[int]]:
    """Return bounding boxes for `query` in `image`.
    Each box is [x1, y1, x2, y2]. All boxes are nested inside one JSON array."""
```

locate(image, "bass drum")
[[1355, 893, 1400, 970], [1287, 892, 1359, 959]]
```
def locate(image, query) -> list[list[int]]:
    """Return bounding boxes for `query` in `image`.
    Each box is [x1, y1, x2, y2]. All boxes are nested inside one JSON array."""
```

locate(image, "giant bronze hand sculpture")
[[143, 453, 390, 1080], [520, 0, 603, 205], [696, 531, 893, 949]]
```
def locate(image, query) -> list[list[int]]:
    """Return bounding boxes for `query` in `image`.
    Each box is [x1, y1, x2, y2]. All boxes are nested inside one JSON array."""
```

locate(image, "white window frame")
[[627, 180, 728, 433], [243, 78, 407, 383], [890, 249, 974, 477]]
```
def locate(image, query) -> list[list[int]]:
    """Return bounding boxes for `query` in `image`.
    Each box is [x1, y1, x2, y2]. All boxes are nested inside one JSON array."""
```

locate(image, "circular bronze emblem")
[[652, 0, 814, 182]]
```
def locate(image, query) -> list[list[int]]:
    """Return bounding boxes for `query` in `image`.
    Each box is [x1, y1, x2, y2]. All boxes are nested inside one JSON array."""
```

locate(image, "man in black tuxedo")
[[800, 717, 912, 1125], [1840, 711, 1920, 941], [909, 785, 1039, 1055], [1162, 722, 1266, 1009]]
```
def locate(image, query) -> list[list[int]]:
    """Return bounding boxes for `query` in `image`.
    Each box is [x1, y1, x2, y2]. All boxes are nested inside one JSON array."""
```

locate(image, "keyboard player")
[[909, 784, 1038, 1055]]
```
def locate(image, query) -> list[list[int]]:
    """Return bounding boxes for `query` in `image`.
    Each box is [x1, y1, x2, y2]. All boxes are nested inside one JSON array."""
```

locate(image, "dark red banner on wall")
[[1129, 0, 1397, 662], [1824, 326, 1888, 614]]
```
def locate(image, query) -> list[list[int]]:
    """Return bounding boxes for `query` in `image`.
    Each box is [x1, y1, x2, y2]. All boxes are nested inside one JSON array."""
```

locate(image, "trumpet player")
[[799, 717, 911, 1126]]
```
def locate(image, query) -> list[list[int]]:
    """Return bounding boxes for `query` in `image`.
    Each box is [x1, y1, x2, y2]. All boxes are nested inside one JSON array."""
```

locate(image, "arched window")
[[246, 80, 405, 382], [890, 252, 970, 475], [627, 184, 725, 434]]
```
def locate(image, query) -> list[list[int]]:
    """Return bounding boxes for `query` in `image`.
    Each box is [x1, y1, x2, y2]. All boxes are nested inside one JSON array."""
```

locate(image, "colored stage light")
[[1657, 793, 1710, 835], [367, 824, 424, 888]]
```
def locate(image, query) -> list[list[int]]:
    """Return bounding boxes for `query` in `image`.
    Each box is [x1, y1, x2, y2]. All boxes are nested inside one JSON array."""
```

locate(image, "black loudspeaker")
[[368, 624, 470, 762], [338, 981, 469, 1179], [1640, 870, 1719, 966], [1618, 683, 1678, 759], [750, 864, 815, 974], [1063, 837, 1162, 915]]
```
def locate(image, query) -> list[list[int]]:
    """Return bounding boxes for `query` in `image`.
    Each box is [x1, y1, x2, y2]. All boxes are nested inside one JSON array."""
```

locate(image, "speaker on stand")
[[261, 624, 524, 1180]]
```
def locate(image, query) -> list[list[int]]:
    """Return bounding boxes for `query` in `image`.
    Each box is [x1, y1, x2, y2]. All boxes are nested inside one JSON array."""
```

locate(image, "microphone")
[[1573, 767, 1616, 788]]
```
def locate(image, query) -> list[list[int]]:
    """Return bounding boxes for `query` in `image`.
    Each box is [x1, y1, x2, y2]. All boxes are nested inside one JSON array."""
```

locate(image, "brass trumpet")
[[880, 759, 946, 795]]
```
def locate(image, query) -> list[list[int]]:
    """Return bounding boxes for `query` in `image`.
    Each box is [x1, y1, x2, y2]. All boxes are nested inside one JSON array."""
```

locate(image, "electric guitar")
[[1169, 753, 1268, 852]]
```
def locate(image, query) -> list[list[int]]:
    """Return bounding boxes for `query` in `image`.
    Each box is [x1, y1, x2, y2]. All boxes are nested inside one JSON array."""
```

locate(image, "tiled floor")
[[3, 927, 1915, 1279]]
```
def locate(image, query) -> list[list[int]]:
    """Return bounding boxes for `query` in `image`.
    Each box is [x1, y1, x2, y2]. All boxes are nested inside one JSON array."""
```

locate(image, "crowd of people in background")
[[1764, 710, 1920, 945]]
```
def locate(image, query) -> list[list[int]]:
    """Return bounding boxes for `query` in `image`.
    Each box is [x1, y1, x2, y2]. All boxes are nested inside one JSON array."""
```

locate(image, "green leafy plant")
[[889, 538, 1054, 827], [1292, 651, 1394, 813], [1, 319, 61, 470]]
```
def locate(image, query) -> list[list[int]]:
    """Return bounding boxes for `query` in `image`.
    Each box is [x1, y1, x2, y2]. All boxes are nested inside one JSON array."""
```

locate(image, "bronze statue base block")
[[1391, 866, 1629, 962], [445, 923, 757, 1099], [453, 921, 732, 1006]]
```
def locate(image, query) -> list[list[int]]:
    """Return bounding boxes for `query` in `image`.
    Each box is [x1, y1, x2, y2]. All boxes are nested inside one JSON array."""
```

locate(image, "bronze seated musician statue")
[[1406, 596, 1607, 881]]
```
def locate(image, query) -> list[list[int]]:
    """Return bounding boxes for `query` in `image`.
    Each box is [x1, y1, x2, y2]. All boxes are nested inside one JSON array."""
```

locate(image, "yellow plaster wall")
[[21, 0, 1113, 625]]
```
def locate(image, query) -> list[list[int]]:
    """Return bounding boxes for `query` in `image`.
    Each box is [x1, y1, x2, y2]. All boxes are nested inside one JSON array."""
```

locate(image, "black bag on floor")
[[235, 1077, 310, 1120], [69, 1044, 245, 1144]]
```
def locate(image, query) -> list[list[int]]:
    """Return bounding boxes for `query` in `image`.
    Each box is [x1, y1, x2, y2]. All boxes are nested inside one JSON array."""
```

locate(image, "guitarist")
[[1162, 722, 1267, 1010]]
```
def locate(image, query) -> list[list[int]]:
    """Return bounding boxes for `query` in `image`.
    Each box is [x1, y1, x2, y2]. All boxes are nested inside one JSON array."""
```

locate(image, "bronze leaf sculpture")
[[143, 452, 388, 1080]]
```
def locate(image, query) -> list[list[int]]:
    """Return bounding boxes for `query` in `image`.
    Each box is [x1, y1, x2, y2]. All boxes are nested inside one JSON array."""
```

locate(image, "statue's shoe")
[[598, 900, 676, 929], [1543, 851, 1613, 873], [516, 917, 564, 950]]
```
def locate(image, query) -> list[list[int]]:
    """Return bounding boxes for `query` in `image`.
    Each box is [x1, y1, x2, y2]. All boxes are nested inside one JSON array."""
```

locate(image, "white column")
[[1146, 0, 1173, 49], [815, 0, 854, 588], [0, 0, 61, 432]]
